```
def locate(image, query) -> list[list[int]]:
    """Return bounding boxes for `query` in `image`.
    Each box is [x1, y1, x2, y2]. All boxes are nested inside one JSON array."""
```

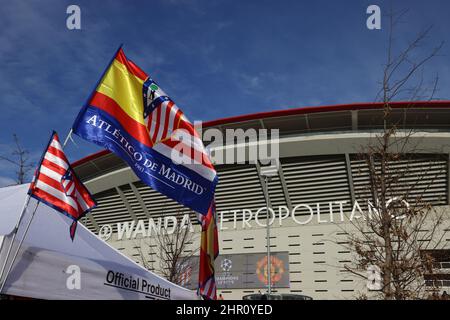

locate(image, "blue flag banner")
[[72, 48, 218, 215]]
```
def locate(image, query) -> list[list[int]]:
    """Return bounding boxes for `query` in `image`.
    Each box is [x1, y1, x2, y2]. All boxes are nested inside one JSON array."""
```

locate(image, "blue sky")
[[1, 0, 449, 186]]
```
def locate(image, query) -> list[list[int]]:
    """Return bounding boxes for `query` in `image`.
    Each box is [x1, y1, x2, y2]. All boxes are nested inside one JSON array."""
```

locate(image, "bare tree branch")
[[340, 9, 449, 300], [0, 134, 34, 184]]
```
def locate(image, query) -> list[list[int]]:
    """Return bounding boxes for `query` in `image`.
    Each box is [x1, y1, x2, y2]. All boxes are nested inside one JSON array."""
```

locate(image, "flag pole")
[[0, 129, 74, 294], [0, 201, 39, 293]]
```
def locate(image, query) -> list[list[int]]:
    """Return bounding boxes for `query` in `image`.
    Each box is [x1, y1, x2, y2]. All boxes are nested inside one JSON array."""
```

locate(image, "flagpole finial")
[[62, 128, 73, 149]]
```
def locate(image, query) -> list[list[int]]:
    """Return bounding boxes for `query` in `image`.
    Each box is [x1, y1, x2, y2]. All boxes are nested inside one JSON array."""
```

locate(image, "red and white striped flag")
[[28, 131, 97, 240]]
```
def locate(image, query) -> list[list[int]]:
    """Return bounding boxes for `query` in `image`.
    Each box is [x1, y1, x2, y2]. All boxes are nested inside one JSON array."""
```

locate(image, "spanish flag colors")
[[198, 201, 219, 300], [72, 47, 218, 216]]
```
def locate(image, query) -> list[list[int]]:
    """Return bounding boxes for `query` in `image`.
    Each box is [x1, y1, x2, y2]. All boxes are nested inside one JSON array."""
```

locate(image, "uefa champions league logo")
[[216, 258, 238, 286], [221, 258, 232, 273]]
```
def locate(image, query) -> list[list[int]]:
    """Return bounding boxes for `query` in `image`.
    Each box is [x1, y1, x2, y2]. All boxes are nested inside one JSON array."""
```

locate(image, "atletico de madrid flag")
[[72, 46, 218, 216], [28, 131, 97, 240]]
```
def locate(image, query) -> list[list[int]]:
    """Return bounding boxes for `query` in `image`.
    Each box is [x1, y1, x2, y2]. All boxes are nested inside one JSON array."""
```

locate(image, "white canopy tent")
[[0, 184, 198, 300]]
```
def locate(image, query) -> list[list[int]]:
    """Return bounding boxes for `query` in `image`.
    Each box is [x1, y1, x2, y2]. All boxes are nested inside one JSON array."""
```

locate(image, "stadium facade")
[[73, 101, 450, 300]]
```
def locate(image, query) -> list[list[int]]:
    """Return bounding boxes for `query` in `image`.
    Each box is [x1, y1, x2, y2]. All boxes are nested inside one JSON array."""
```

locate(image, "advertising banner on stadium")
[[180, 252, 290, 290]]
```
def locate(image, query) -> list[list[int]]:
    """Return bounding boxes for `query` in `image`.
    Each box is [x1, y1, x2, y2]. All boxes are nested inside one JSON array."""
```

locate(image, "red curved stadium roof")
[[72, 100, 450, 168]]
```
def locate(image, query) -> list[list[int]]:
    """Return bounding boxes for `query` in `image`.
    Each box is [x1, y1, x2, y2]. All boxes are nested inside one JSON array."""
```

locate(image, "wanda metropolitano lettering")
[[98, 197, 410, 241]]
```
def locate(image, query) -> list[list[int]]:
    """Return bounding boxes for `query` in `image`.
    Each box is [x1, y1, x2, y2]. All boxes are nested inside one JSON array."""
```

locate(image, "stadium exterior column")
[[345, 153, 356, 204]]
